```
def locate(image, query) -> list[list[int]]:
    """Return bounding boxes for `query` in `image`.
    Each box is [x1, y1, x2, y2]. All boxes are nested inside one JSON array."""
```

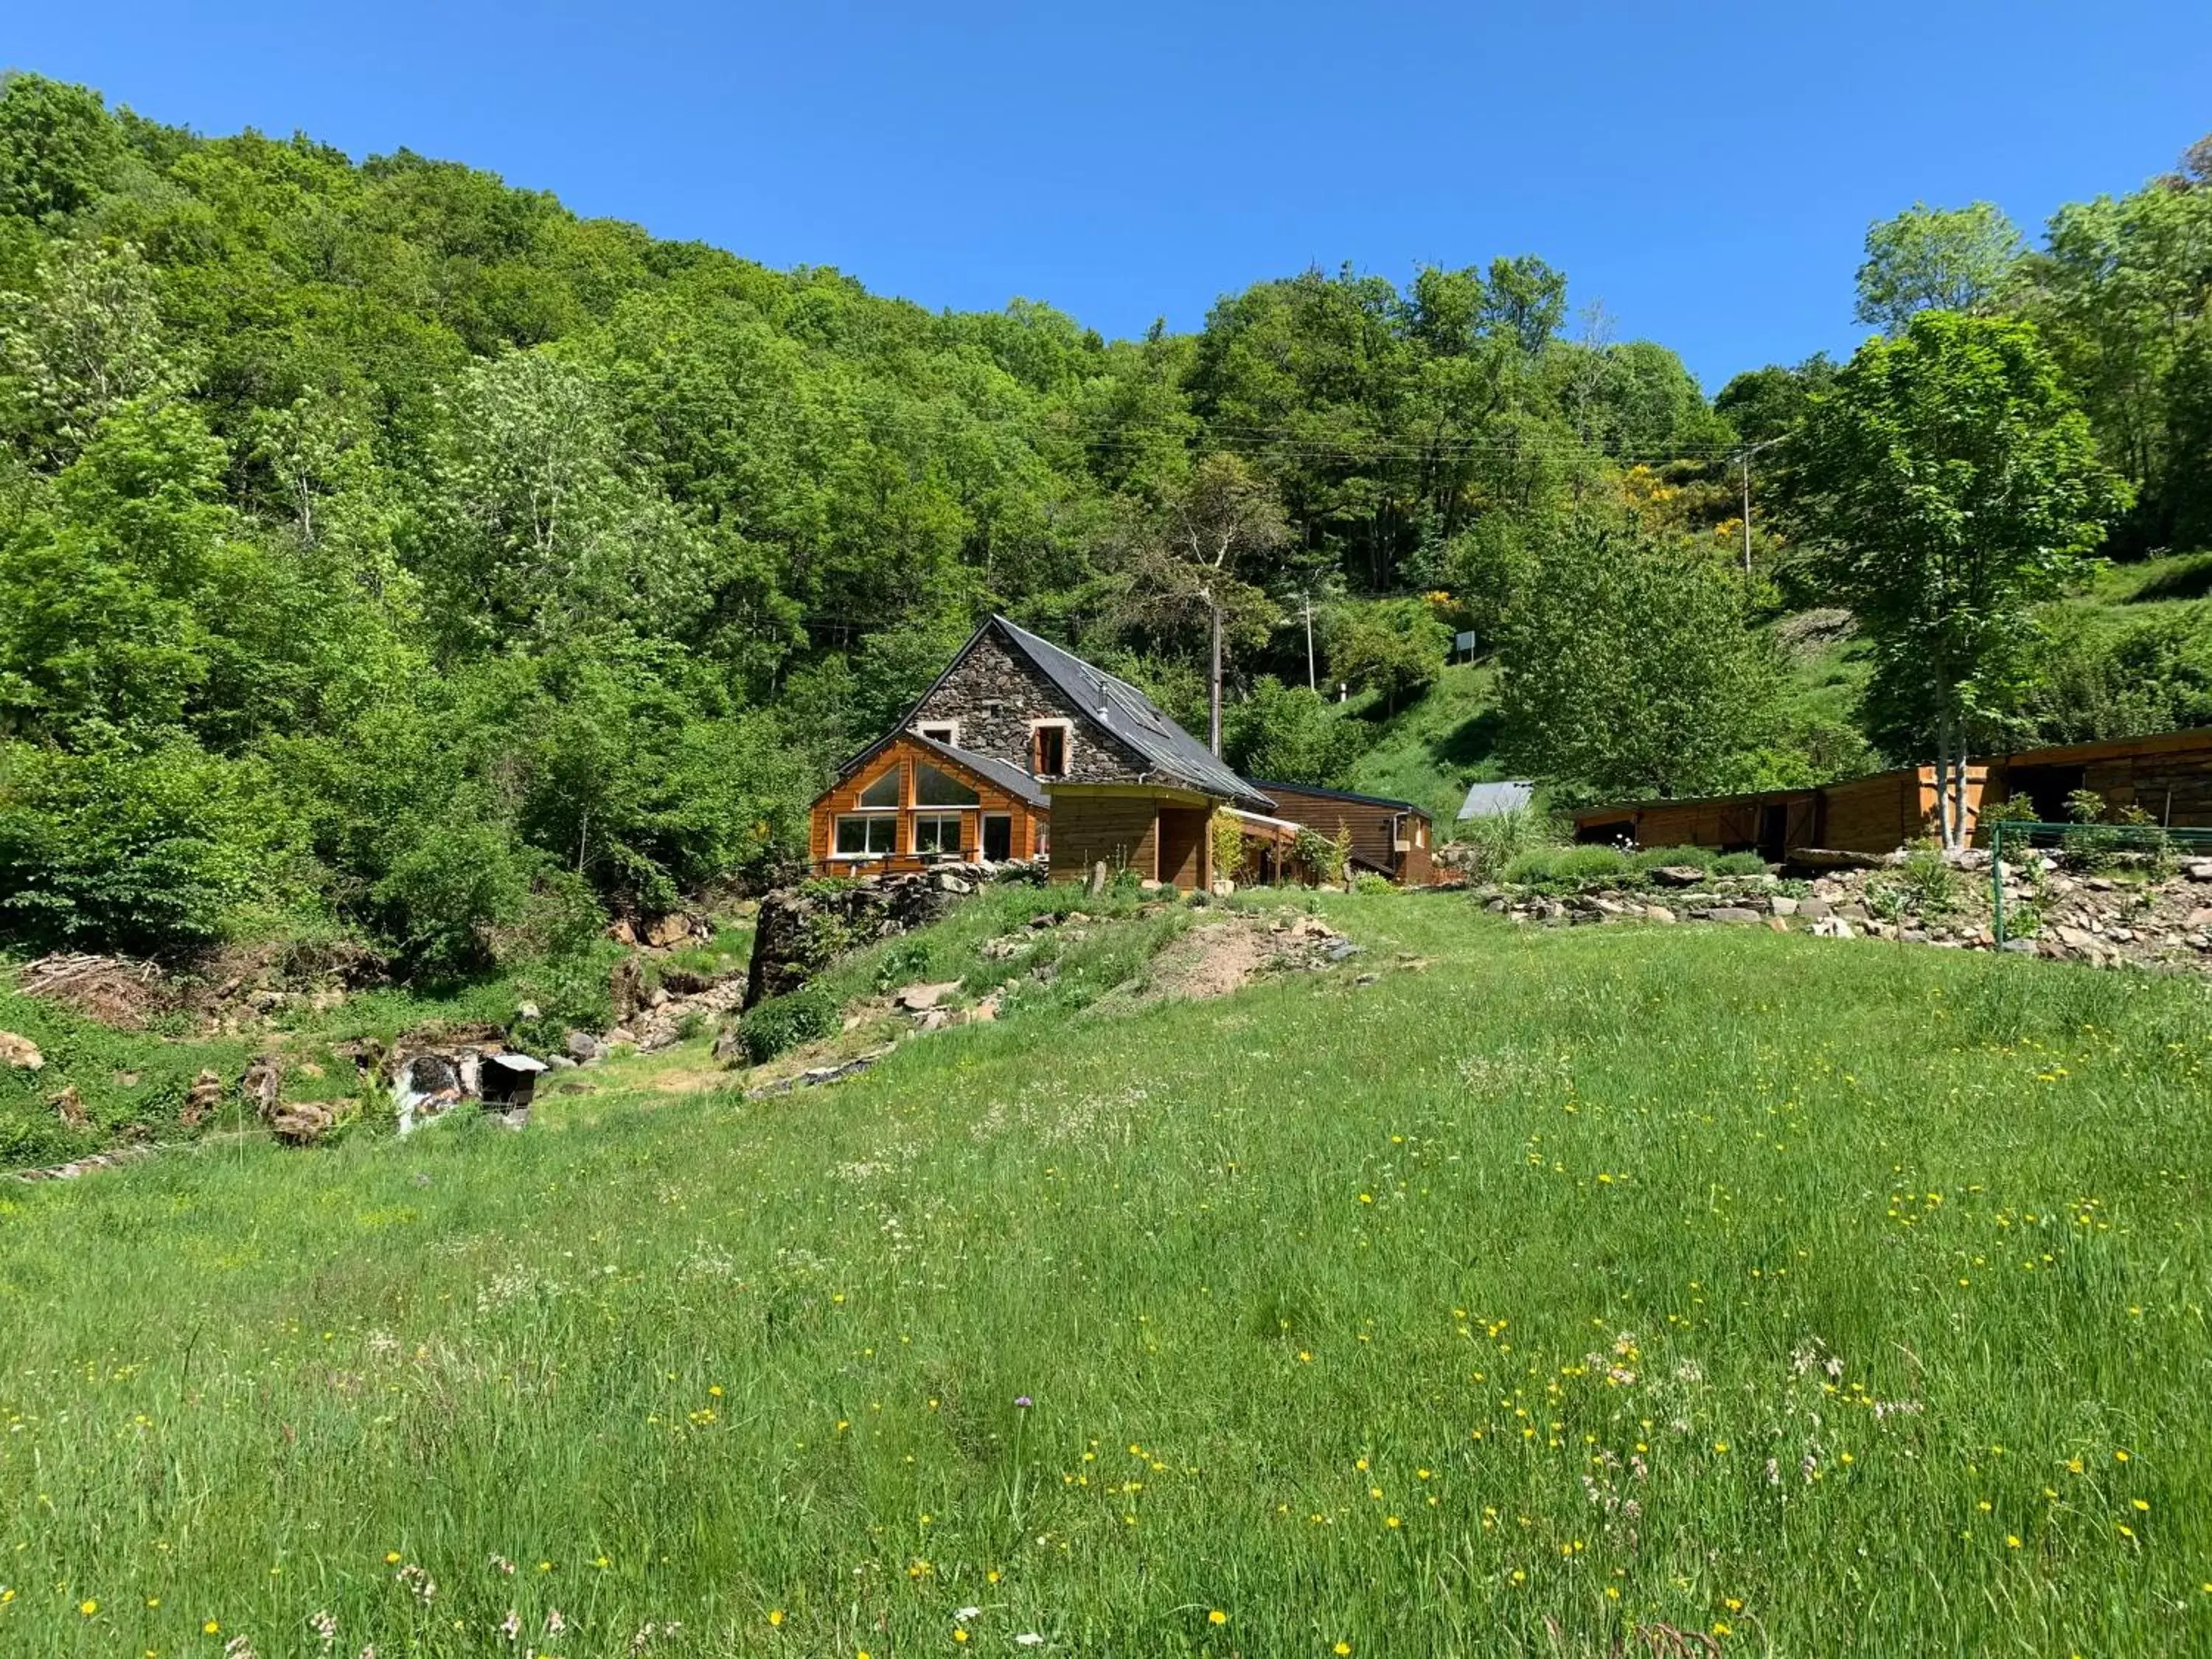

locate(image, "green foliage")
[[1457, 803, 1559, 882], [736, 985, 840, 1064], [1711, 851, 1770, 876], [1629, 844, 1717, 872], [1498, 518, 1782, 801], [1501, 844, 1629, 886], [2004, 609, 2212, 746], [1225, 676, 1368, 787], [0, 74, 121, 223], [1321, 597, 1449, 713], [1208, 811, 1243, 886], [1854, 201, 2023, 335]]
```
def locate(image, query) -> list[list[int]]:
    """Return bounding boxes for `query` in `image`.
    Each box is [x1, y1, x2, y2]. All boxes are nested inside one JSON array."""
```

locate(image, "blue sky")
[[11, 1, 2209, 388]]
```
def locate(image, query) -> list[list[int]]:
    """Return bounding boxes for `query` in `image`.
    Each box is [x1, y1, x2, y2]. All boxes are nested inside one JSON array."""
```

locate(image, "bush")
[[1458, 804, 1560, 882], [1712, 852, 1770, 876], [1352, 873, 1393, 896], [1502, 845, 1629, 886], [1630, 845, 1717, 872], [736, 987, 840, 1065]]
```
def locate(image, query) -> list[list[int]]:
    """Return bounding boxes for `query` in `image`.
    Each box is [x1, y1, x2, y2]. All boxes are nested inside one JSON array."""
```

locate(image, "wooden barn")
[[1245, 781, 1439, 884], [1571, 726, 2212, 858]]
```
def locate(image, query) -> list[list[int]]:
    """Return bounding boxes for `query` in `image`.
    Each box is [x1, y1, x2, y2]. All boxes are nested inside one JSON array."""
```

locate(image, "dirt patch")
[[1146, 921, 1276, 1001]]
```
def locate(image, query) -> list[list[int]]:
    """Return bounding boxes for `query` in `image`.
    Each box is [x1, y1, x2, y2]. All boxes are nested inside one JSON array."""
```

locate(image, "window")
[[914, 762, 979, 807], [857, 766, 900, 809], [917, 721, 959, 745], [913, 813, 963, 855], [833, 815, 897, 858], [1032, 722, 1068, 776]]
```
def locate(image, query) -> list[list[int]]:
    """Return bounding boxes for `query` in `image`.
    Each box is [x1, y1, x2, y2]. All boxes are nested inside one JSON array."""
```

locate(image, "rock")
[[1795, 896, 1833, 921], [52, 1085, 87, 1130], [1809, 916, 1855, 939], [1767, 917, 1790, 933], [933, 872, 973, 894], [564, 1029, 608, 1063], [744, 874, 961, 1009], [2185, 860, 2212, 882], [1326, 940, 1364, 961], [2188, 908, 2212, 928], [711, 1023, 748, 1063], [1999, 937, 2039, 955], [0, 1031, 44, 1071], [894, 981, 962, 1013], [2054, 925, 2097, 953], [645, 914, 694, 949], [606, 918, 638, 947], [1642, 905, 1677, 923], [647, 986, 670, 1009], [1650, 866, 1708, 888], [916, 1008, 954, 1032], [1770, 896, 1799, 917], [545, 1053, 577, 1069], [609, 956, 644, 1023], [1700, 907, 1764, 924], [515, 1001, 541, 1022], [241, 1056, 282, 1120], [268, 1101, 335, 1145], [181, 1069, 222, 1129], [1354, 972, 1382, 986], [967, 995, 1000, 1023], [1087, 861, 1110, 897]]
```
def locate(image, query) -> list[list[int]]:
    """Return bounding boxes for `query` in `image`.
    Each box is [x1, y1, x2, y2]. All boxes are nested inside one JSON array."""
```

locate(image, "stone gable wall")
[[913, 631, 1147, 784]]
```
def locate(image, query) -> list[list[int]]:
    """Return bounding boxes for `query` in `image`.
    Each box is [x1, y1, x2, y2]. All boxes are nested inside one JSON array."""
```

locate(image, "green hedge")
[[735, 987, 840, 1065]]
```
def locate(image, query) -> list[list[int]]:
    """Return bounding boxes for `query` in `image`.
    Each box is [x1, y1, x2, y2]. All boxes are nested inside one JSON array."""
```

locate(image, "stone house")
[[807, 615, 1276, 890]]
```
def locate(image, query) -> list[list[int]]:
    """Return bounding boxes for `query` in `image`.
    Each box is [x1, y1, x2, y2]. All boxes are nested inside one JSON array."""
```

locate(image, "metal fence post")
[[1991, 820, 2006, 948]]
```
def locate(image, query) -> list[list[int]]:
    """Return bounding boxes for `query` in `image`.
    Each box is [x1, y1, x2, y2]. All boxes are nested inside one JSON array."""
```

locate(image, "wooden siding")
[[1046, 791, 1161, 886], [1156, 806, 1211, 891], [1574, 765, 1992, 857], [1257, 784, 1437, 883], [808, 737, 1043, 877]]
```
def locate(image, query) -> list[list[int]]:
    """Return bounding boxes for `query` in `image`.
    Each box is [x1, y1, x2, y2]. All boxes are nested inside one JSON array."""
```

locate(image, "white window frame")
[[832, 814, 899, 860], [912, 811, 964, 856], [1029, 717, 1074, 778], [915, 719, 961, 746]]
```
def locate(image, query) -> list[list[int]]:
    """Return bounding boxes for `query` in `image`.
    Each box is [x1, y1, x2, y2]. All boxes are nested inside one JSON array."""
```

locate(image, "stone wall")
[[914, 631, 1147, 784], [742, 872, 967, 1009]]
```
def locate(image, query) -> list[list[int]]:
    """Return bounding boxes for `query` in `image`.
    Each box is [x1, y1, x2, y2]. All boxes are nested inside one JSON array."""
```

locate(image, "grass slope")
[[1341, 664, 1503, 825], [2, 897, 2209, 1657]]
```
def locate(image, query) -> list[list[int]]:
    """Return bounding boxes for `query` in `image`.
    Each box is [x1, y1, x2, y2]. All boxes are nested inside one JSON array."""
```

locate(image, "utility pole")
[[1207, 591, 1224, 757], [1300, 591, 1316, 692], [1736, 433, 1791, 584]]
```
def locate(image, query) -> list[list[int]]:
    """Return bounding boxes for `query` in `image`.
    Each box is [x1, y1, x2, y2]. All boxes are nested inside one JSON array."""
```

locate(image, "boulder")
[[1770, 896, 1799, 917], [1641, 905, 1677, 923], [744, 874, 960, 1009], [564, 1029, 608, 1063], [268, 1101, 336, 1146], [1699, 907, 1764, 924], [645, 913, 696, 949], [52, 1085, 86, 1130], [0, 1031, 43, 1071], [1795, 896, 1833, 921], [1650, 866, 1708, 888], [2185, 860, 2212, 882], [893, 981, 962, 1013]]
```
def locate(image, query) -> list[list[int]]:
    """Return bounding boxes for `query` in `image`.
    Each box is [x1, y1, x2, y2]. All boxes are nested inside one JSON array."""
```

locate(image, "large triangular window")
[[857, 767, 900, 809], [914, 762, 979, 807]]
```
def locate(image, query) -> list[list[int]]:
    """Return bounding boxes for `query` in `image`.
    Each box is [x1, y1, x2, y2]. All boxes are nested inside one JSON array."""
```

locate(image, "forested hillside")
[[0, 71, 2207, 970]]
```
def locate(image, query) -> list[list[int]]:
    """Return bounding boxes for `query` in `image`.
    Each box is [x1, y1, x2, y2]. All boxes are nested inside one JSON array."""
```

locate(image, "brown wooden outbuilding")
[[1245, 781, 1439, 883]]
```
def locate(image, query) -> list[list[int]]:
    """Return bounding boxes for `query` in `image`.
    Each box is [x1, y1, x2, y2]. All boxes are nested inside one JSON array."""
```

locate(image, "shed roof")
[[1248, 779, 1430, 818], [1457, 779, 1535, 819]]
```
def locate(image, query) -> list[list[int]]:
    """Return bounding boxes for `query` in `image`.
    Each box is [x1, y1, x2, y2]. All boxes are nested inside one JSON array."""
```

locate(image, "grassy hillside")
[[1341, 664, 1504, 825], [2, 896, 2207, 1656]]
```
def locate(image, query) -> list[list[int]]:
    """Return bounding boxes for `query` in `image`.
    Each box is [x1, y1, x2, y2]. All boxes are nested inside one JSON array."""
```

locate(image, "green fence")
[[1984, 818, 2212, 947]]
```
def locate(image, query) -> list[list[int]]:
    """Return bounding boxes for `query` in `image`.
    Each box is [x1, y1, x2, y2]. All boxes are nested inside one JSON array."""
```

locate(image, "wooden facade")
[[809, 734, 1046, 876], [1246, 782, 1439, 884], [1046, 784, 1220, 892], [1987, 727, 2212, 827]]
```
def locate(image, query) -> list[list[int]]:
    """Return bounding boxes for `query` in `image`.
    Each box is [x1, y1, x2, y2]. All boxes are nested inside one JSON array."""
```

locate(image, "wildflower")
[[80, 1600, 99, 1617], [1208, 1610, 1228, 1625], [1723, 1598, 1742, 1612], [206, 1621, 222, 1635], [385, 1553, 401, 1565], [2006, 1535, 2022, 1548], [1015, 1396, 1033, 1409], [954, 1632, 969, 1645], [1016, 1636, 1046, 1648], [768, 1610, 784, 1627], [2132, 1498, 2149, 1512], [956, 1607, 981, 1621]]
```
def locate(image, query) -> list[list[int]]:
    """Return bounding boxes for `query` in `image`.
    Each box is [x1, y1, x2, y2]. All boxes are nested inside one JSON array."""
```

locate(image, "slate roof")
[[1458, 779, 1535, 820], [1246, 779, 1429, 818], [987, 616, 1273, 809]]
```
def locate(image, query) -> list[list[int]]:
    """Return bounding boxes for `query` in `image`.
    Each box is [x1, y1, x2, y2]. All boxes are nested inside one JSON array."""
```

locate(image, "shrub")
[[1458, 804, 1560, 883], [1712, 852, 1770, 876], [1630, 845, 1717, 872], [1352, 873, 1394, 896], [1502, 845, 1629, 887], [736, 987, 839, 1065]]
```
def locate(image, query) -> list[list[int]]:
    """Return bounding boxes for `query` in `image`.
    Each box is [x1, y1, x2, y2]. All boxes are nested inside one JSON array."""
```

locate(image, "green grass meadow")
[[3, 897, 2210, 1656]]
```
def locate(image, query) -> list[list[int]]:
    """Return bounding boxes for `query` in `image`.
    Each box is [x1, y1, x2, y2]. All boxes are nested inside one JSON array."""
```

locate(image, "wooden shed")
[[1573, 764, 1992, 859], [1987, 727, 2212, 826], [1243, 781, 1438, 884], [1046, 782, 1225, 892], [810, 731, 1049, 876]]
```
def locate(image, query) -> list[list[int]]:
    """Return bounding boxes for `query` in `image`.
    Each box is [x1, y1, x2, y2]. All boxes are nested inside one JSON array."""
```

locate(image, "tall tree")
[[1498, 518, 1781, 801], [1795, 313, 2126, 846], [1854, 203, 2022, 335]]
